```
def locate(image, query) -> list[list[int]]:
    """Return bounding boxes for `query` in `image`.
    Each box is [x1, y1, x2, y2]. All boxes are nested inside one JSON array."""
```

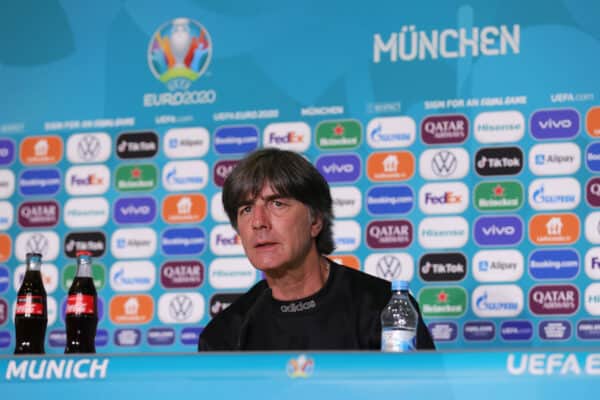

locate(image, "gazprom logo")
[[528, 178, 580, 211], [366, 116, 415, 148], [161, 227, 206, 255], [162, 160, 208, 191], [472, 284, 523, 317], [316, 154, 361, 183], [214, 126, 259, 154], [366, 185, 414, 214]]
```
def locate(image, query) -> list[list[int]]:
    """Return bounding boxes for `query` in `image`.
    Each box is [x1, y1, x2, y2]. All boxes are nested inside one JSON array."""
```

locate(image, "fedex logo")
[[263, 122, 310, 151]]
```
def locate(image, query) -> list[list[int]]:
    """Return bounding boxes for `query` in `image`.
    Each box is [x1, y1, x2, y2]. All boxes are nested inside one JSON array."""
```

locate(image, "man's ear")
[[310, 212, 323, 237]]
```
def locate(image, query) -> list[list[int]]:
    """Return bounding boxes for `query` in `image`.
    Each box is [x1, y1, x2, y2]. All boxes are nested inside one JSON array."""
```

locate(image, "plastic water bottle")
[[381, 280, 417, 352]]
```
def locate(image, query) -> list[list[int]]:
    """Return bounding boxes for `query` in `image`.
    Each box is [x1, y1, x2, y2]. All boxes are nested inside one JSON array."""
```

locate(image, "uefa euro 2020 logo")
[[147, 18, 212, 91]]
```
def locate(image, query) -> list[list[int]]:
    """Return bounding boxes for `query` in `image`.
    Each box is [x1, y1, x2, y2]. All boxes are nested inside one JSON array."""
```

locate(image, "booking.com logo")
[[147, 18, 212, 90]]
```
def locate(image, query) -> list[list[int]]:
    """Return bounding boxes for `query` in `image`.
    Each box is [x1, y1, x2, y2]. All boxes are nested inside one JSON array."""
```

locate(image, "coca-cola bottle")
[[65, 251, 98, 354], [14, 252, 48, 354]]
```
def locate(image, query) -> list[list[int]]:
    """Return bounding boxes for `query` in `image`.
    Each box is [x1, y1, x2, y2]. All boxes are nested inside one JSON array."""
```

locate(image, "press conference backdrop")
[[1, 0, 600, 354]]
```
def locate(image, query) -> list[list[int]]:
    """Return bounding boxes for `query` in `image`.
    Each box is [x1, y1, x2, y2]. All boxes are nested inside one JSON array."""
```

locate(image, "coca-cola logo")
[[366, 220, 412, 248], [213, 160, 239, 187], [18, 201, 59, 227], [160, 261, 203, 288], [529, 284, 579, 315], [64, 231, 106, 258]]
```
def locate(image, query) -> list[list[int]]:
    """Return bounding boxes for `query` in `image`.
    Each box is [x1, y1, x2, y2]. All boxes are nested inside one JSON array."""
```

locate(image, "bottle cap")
[[76, 250, 92, 257], [392, 280, 409, 291], [26, 252, 43, 263]]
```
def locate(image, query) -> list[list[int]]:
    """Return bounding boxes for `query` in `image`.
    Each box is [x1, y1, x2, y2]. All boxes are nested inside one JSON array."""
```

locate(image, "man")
[[198, 148, 435, 351]]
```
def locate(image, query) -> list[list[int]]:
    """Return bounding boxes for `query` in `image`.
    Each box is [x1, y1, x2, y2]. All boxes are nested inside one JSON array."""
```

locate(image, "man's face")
[[235, 183, 322, 273]]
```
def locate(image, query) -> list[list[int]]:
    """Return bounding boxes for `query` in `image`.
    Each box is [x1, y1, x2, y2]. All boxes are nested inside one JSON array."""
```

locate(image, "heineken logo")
[[316, 120, 361, 149], [115, 164, 158, 192], [474, 181, 523, 211]]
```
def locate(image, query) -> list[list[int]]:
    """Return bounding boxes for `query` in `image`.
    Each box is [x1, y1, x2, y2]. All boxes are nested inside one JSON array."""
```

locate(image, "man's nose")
[[251, 204, 269, 229]]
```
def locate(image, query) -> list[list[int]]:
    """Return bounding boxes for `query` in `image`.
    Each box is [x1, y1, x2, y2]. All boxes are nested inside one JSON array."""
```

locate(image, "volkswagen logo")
[[168, 294, 194, 321], [26, 233, 49, 255], [77, 135, 102, 161], [431, 150, 457, 177], [376, 255, 403, 280]]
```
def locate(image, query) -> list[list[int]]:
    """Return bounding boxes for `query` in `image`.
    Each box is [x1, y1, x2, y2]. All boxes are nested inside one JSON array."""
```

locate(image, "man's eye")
[[239, 206, 252, 215]]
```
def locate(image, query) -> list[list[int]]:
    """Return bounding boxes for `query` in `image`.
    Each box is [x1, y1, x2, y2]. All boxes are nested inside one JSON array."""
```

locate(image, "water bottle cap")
[[76, 250, 92, 257], [392, 280, 409, 291]]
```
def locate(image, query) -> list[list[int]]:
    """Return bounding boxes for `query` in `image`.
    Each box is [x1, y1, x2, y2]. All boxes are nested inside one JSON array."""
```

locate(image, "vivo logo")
[[539, 119, 572, 129], [316, 154, 361, 183], [530, 109, 579, 139], [474, 216, 523, 246], [114, 197, 157, 224]]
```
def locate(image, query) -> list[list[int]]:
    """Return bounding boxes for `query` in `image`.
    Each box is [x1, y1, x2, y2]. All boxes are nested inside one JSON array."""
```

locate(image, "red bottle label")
[[66, 294, 95, 315], [15, 295, 45, 315]]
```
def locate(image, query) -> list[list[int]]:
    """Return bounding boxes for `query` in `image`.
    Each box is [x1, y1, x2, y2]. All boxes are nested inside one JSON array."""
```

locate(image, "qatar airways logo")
[[366, 220, 412, 248]]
